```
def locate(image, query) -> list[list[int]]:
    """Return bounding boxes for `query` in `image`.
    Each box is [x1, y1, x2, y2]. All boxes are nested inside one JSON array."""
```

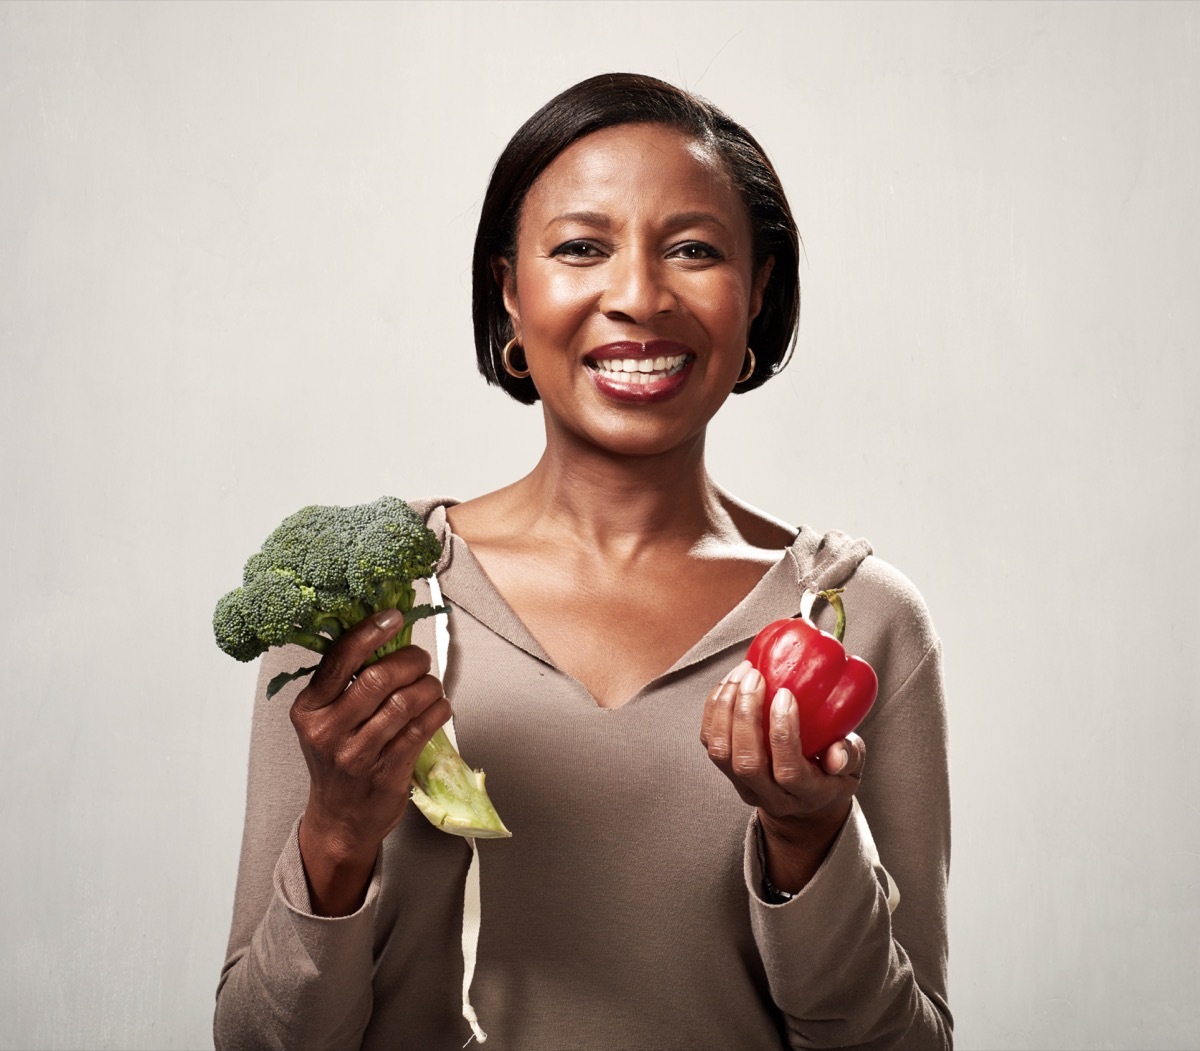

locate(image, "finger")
[[378, 694, 454, 775], [728, 667, 773, 789], [700, 660, 749, 751], [766, 688, 810, 789], [702, 661, 751, 762], [821, 732, 867, 779], [354, 672, 447, 755], [301, 668, 445, 787], [702, 682, 738, 767], [296, 610, 407, 712], [337, 646, 434, 729]]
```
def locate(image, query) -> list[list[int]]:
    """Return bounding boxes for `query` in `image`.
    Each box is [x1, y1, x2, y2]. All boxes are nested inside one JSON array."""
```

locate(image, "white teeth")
[[607, 358, 641, 373], [594, 354, 688, 379]]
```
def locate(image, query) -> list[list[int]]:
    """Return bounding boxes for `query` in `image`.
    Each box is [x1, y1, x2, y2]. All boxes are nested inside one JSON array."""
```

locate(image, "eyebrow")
[[546, 210, 730, 232]]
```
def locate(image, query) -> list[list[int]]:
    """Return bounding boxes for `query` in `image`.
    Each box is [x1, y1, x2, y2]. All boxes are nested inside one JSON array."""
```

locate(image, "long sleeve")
[[745, 556, 952, 1049], [213, 646, 379, 1051]]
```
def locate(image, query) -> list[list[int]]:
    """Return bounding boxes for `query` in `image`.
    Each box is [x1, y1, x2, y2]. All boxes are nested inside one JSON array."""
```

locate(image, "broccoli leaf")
[[265, 664, 319, 700]]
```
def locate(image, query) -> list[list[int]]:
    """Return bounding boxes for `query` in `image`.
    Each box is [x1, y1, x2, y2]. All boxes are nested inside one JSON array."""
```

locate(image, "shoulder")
[[847, 555, 939, 656], [786, 523, 933, 651], [806, 546, 940, 710], [406, 496, 460, 526], [404, 496, 460, 562]]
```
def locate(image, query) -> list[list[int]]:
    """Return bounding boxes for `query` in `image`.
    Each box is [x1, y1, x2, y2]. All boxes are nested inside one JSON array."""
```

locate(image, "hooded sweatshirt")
[[214, 497, 951, 1050]]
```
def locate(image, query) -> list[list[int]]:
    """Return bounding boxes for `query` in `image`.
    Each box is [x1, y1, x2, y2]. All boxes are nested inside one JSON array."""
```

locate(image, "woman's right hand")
[[289, 609, 452, 916]]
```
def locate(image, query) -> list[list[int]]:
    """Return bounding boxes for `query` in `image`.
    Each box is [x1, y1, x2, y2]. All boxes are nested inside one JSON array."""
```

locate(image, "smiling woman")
[[496, 123, 770, 451], [214, 73, 951, 1050]]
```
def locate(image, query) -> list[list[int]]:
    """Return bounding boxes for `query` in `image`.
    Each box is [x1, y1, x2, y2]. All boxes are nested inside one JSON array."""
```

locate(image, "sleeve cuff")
[[744, 799, 905, 1033], [744, 798, 899, 913]]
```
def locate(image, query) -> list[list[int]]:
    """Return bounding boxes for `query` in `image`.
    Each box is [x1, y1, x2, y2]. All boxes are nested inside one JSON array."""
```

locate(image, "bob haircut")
[[472, 72, 801, 405]]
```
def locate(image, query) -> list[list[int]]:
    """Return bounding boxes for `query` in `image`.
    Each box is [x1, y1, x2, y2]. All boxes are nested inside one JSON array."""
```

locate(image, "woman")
[[215, 73, 951, 1050]]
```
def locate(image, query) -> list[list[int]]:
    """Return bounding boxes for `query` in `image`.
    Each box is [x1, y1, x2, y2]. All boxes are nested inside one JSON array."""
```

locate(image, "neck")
[[513, 430, 725, 556]]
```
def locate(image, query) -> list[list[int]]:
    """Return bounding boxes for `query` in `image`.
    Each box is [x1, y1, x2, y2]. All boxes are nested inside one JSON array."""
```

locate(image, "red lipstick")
[[584, 340, 695, 404]]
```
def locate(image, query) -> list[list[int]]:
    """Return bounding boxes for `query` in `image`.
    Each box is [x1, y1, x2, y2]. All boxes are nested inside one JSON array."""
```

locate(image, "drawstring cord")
[[428, 574, 487, 1046]]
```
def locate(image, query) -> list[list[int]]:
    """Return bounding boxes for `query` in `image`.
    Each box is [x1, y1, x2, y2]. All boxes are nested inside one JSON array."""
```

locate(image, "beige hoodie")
[[215, 498, 951, 1050]]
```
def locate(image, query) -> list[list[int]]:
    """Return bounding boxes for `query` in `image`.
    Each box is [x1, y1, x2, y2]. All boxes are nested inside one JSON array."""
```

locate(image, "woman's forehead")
[[521, 123, 740, 226]]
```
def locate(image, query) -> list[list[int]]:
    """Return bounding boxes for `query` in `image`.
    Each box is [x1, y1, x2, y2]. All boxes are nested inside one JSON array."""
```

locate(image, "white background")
[[2, 2, 1197, 1048]]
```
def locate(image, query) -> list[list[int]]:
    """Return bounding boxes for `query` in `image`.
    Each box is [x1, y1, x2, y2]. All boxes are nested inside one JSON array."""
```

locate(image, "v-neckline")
[[427, 502, 825, 711]]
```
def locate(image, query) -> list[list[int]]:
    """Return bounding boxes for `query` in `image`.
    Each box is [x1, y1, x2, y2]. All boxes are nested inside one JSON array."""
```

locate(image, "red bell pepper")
[[745, 588, 878, 759]]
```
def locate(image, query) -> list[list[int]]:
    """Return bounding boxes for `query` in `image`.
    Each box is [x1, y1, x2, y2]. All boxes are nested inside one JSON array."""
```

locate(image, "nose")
[[599, 250, 675, 324]]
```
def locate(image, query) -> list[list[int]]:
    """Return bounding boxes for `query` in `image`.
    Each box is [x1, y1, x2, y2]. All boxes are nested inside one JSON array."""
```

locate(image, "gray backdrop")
[[2, 2, 1197, 1048]]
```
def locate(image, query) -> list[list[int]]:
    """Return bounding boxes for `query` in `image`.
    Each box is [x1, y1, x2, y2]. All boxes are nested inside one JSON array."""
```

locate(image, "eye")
[[669, 241, 723, 262], [551, 240, 606, 260]]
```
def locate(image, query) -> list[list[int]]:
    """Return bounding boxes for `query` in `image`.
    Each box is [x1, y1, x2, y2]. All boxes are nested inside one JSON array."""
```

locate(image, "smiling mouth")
[[586, 354, 692, 385]]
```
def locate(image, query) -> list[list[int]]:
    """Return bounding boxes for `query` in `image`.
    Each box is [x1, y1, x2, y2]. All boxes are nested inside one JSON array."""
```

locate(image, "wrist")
[[298, 811, 380, 917], [758, 799, 850, 846], [756, 801, 851, 895]]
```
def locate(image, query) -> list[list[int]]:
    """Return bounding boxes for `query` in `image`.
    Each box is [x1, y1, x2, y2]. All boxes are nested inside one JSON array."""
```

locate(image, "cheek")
[[516, 263, 597, 337], [699, 272, 753, 333]]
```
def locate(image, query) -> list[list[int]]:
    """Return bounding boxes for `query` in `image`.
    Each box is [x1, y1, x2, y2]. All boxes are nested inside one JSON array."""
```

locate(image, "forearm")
[[746, 804, 951, 1050], [215, 823, 378, 1051], [757, 800, 851, 895]]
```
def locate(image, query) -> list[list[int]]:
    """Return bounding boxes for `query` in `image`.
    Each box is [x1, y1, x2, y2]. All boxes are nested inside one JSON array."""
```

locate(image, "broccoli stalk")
[[213, 497, 510, 840], [412, 728, 511, 839]]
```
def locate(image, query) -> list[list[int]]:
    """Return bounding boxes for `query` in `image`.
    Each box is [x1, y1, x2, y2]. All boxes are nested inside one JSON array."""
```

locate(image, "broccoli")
[[213, 496, 510, 840], [213, 497, 441, 666]]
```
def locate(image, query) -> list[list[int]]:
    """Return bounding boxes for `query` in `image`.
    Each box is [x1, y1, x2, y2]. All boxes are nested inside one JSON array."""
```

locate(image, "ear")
[[749, 256, 775, 324], [492, 255, 521, 340]]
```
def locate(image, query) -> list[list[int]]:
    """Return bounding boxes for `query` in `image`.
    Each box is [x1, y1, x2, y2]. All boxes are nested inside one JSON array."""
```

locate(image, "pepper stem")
[[818, 588, 847, 642]]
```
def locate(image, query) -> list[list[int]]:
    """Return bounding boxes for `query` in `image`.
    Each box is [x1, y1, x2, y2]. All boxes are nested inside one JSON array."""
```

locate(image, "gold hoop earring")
[[736, 347, 756, 385], [502, 337, 530, 379]]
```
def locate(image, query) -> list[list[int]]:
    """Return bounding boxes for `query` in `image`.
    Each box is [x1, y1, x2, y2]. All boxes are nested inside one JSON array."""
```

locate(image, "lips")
[[584, 340, 695, 403]]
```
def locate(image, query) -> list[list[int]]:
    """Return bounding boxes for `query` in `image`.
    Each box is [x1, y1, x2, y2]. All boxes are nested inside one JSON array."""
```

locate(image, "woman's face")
[[498, 122, 772, 458]]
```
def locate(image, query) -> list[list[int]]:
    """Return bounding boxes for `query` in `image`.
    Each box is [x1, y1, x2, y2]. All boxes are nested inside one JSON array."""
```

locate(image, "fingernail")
[[771, 688, 794, 720], [726, 660, 753, 686], [374, 609, 403, 630], [832, 744, 849, 773], [738, 668, 763, 694]]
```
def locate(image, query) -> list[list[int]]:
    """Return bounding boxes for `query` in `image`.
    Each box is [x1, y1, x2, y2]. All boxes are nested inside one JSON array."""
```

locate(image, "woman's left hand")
[[700, 659, 865, 893]]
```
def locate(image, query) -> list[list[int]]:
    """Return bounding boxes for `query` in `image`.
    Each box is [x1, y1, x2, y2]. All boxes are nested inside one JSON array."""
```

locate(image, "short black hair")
[[472, 72, 801, 405]]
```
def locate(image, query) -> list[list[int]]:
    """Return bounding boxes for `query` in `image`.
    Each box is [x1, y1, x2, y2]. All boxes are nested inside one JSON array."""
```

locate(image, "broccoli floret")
[[212, 589, 268, 663], [261, 505, 350, 589], [211, 496, 510, 841], [212, 496, 446, 667], [242, 567, 325, 649], [346, 504, 443, 656]]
